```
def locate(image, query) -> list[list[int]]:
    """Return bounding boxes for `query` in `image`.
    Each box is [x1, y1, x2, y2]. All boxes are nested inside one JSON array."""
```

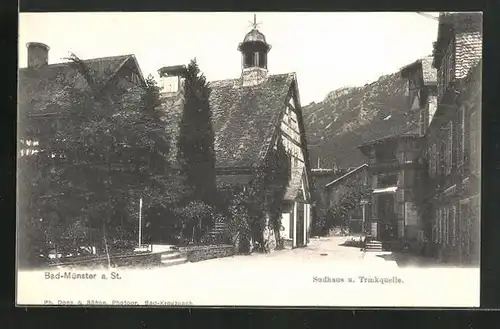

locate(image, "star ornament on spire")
[[248, 14, 263, 29]]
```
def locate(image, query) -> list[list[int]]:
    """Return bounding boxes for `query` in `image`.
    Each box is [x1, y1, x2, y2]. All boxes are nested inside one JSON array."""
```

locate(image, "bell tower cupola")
[[238, 14, 271, 86]]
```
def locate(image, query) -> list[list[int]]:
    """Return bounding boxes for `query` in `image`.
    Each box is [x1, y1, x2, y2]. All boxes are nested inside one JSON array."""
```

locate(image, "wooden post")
[[138, 197, 143, 247], [293, 202, 297, 248]]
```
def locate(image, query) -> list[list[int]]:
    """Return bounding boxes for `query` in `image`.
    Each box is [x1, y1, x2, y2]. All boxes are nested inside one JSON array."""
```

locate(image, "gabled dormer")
[[400, 56, 437, 136]]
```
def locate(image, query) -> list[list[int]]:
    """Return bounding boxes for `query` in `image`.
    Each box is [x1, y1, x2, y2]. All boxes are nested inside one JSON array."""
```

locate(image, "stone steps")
[[365, 240, 383, 252], [160, 251, 188, 267]]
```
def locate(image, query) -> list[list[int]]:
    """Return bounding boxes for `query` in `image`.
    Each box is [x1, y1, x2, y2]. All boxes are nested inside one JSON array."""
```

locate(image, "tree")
[[177, 59, 217, 240], [325, 183, 372, 233], [18, 54, 175, 266], [177, 59, 216, 207]]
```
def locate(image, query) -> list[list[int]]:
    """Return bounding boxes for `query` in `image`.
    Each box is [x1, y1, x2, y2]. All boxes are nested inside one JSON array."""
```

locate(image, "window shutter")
[[458, 109, 465, 172], [445, 208, 449, 245], [451, 205, 457, 247], [446, 122, 453, 174], [470, 111, 479, 173]]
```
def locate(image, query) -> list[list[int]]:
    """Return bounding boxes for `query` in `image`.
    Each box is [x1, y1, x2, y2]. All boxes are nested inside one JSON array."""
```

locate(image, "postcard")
[[17, 11, 481, 307]]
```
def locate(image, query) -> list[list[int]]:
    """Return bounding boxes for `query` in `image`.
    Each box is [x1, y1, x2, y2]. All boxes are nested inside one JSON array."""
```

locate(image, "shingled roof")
[[18, 54, 143, 115], [433, 12, 483, 68], [209, 73, 296, 168], [357, 130, 421, 156]]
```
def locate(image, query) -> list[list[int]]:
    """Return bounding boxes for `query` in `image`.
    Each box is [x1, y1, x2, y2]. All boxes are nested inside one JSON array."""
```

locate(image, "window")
[[243, 53, 254, 68], [438, 39, 455, 99], [470, 110, 480, 173], [372, 195, 378, 219], [254, 52, 259, 67], [437, 139, 444, 176], [259, 51, 267, 69], [429, 143, 436, 175], [419, 108, 426, 136]]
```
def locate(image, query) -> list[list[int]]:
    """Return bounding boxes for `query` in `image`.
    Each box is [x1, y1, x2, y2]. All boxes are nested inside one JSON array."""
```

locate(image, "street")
[[18, 236, 480, 307]]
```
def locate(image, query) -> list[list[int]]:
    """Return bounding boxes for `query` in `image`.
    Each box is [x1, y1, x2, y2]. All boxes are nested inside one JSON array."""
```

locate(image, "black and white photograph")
[[16, 12, 481, 307]]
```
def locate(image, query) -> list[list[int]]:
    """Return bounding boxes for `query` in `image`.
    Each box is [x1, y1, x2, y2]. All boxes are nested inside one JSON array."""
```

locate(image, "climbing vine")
[[224, 136, 290, 253]]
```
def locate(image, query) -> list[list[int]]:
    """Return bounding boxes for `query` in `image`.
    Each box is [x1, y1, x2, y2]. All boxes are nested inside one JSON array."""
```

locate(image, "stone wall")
[[50, 252, 163, 269], [184, 245, 236, 262]]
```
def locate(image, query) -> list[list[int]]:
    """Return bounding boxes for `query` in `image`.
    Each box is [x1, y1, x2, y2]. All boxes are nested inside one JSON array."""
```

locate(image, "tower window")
[[244, 53, 254, 68], [254, 52, 259, 66], [259, 51, 267, 69], [243, 51, 267, 69]]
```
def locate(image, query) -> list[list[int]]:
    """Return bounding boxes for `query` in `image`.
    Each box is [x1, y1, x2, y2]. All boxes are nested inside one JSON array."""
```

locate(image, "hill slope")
[[303, 72, 419, 169]]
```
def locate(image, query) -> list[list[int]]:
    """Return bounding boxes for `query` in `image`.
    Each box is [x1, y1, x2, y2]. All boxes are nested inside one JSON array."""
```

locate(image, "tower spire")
[[248, 14, 262, 29]]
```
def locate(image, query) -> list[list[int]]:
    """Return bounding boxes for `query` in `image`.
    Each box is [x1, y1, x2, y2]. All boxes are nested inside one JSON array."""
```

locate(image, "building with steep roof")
[[18, 42, 148, 156], [160, 20, 313, 249], [19, 44, 146, 118], [400, 55, 438, 136]]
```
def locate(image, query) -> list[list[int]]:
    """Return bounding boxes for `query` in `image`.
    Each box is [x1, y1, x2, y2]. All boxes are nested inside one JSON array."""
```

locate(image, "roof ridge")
[[325, 163, 368, 188], [209, 72, 295, 85], [19, 54, 134, 70]]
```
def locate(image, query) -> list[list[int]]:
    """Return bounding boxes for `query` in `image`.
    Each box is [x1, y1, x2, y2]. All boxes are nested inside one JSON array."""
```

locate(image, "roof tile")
[[209, 73, 294, 168]]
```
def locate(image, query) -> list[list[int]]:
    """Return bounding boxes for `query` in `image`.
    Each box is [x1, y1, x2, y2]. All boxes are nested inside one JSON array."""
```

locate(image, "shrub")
[[175, 200, 216, 244]]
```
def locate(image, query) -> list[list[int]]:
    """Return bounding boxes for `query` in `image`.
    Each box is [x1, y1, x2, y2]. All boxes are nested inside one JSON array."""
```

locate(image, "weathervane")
[[248, 14, 262, 29]]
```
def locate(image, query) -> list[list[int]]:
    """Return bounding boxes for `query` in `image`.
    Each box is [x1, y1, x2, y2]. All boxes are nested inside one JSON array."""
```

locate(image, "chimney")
[[26, 42, 49, 69], [158, 65, 186, 97]]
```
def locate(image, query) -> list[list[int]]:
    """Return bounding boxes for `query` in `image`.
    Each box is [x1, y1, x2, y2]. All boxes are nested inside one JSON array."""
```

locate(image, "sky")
[[19, 12, 439, 105]]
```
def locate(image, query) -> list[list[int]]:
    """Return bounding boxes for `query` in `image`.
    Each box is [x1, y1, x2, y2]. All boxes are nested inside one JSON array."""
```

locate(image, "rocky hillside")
[[303, 72, 419, 169]]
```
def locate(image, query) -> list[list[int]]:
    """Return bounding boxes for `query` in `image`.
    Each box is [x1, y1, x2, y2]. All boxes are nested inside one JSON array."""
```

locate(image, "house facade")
[[425, 12, 481, 264], [358, 134, 426, 248], [159, 23, 313, 249]]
